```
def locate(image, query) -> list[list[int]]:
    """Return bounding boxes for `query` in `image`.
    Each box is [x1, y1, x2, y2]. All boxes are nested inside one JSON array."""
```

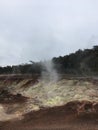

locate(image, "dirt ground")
[[0, 74, 98, 130], [0, 101, 98, 130]]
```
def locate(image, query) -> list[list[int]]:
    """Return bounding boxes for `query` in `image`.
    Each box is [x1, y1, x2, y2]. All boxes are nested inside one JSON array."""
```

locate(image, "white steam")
[[41, 60, 58, 83]]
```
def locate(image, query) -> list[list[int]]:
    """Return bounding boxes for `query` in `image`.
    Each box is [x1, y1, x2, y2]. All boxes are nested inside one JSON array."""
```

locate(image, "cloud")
[[0, 0, 98, 66]]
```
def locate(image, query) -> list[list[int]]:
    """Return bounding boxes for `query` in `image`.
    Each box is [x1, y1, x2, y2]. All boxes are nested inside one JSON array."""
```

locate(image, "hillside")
[[53, 45, 98, 75], [0, 75, 98, 129], [0, 46, 98, 76]]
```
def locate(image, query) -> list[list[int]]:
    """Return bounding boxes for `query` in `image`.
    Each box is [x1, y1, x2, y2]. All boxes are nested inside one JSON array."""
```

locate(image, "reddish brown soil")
[[0, 89, 28, 104], [0, 101, 98, 130], [0, 75, 98, 130], [21, 79, 38, 89]]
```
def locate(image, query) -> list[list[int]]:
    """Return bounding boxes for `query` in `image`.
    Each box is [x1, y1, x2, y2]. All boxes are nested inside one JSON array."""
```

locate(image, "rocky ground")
[[0, 74, 98, 130]]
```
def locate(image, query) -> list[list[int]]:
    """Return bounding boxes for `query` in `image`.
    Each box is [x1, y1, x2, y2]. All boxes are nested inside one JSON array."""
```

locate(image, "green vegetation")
[[0, 45, 98, 75], [53, 45, 98, 75]]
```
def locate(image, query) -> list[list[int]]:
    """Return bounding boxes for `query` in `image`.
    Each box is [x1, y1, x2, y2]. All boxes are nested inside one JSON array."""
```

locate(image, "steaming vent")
[[41, 60, 58, 83]]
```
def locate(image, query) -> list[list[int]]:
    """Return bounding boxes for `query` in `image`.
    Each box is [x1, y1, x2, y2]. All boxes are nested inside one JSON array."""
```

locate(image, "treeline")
[[0, 62, 42, 75], [0, 45, 98, 75], [53, 45, 98, 75]]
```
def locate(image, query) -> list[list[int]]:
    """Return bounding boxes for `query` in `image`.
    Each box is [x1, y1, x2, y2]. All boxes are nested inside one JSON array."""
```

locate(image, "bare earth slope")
[[0, 75, 98, 130]]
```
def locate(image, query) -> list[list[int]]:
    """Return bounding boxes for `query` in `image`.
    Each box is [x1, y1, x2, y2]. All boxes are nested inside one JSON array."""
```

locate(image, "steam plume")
[[41, 60, 58, 83]]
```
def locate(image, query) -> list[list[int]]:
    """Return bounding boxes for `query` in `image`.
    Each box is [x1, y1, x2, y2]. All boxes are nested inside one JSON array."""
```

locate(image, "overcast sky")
[[0, 0, 98, 66]]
